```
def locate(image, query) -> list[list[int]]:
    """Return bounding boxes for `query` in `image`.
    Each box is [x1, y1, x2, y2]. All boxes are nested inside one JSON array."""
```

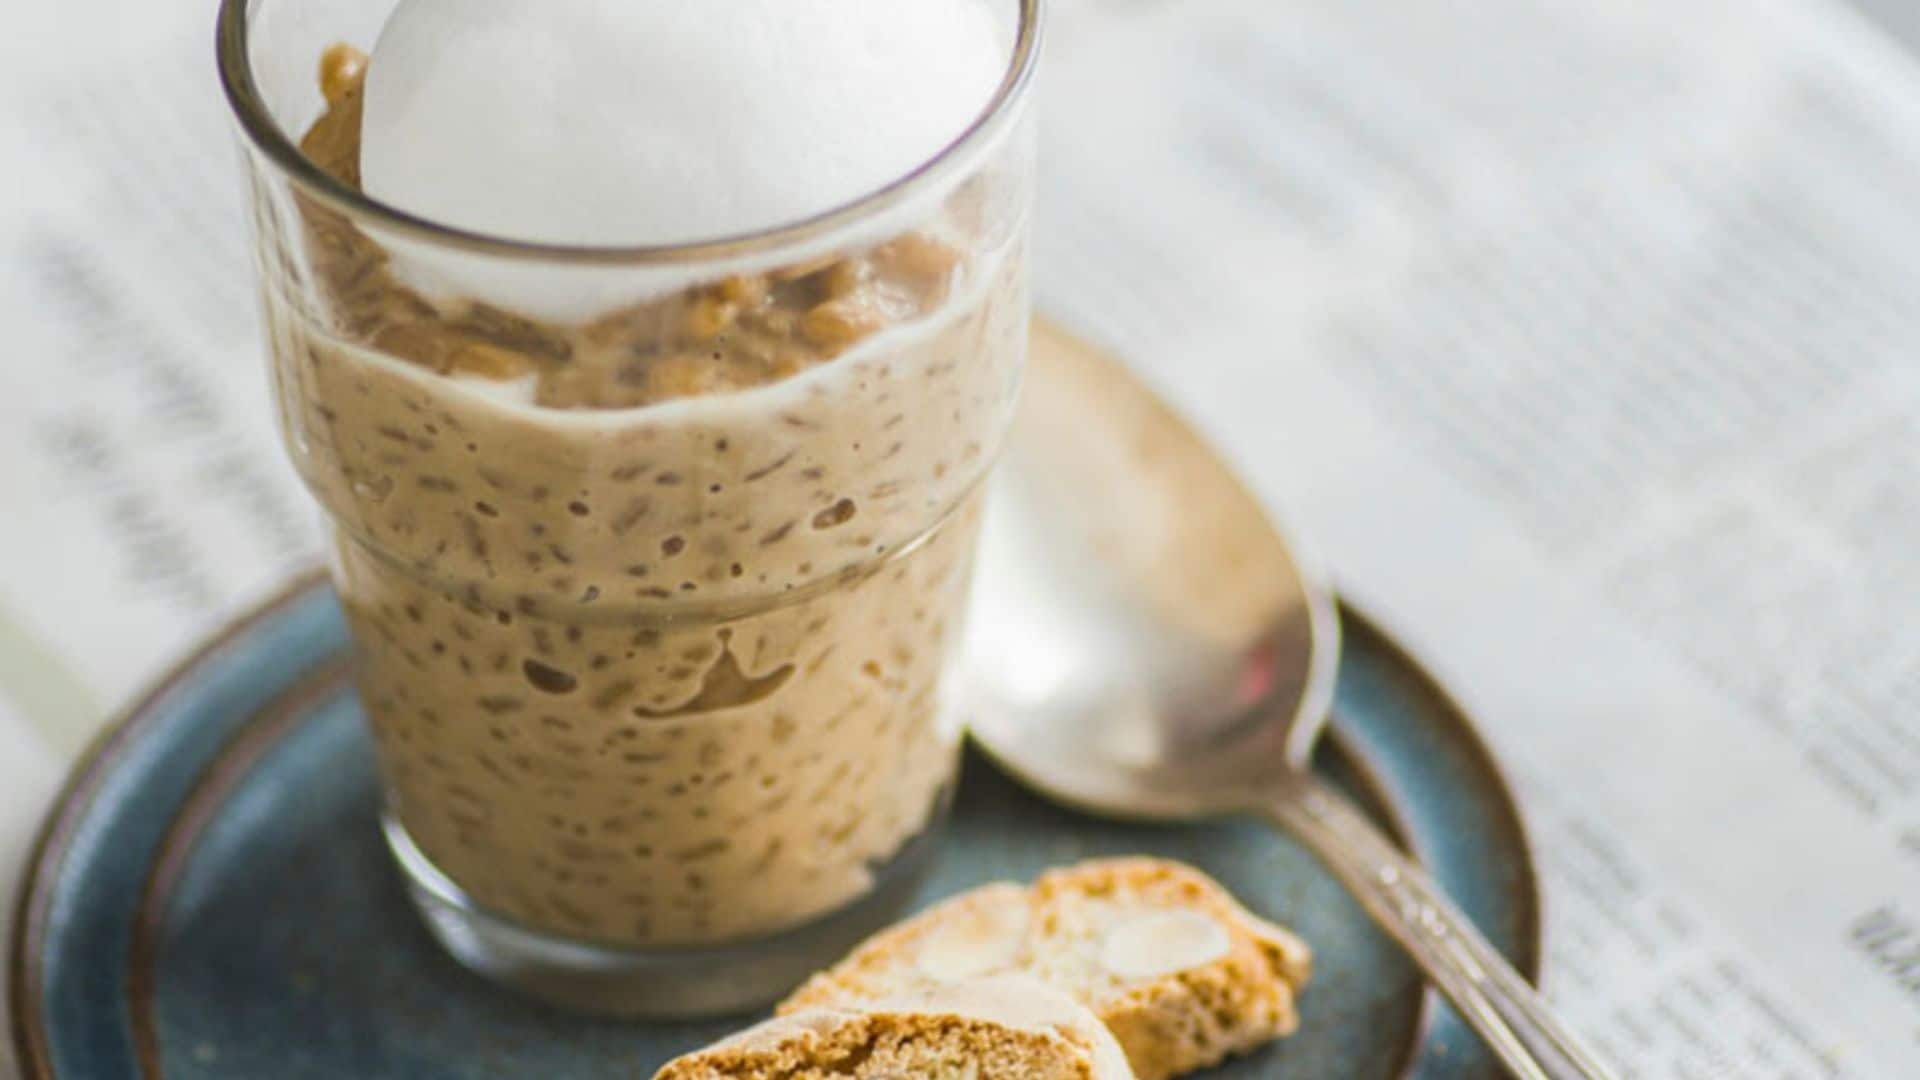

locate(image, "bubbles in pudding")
[[362, 0, 1008, 246]]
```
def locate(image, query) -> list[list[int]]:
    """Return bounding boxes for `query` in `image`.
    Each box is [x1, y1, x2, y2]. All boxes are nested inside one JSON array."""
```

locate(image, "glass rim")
[[215, 0, 1043, 266]]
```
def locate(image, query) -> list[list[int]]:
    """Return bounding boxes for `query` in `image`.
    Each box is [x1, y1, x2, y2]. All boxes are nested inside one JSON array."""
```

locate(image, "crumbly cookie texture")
[[781, 858, 1313, 1080], [655, 976, 1135, 1079]]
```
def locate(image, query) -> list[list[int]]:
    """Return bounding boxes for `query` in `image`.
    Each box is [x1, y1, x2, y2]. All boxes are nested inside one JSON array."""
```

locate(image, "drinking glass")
[[218, 0, 1039, 1017]]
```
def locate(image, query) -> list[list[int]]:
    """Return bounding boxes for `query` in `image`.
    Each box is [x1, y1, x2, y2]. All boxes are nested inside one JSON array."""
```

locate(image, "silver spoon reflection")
[[963, 321, 1616, 1080]]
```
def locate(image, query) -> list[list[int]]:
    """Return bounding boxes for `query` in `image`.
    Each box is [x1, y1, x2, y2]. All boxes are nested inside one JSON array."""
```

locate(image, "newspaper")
[[1038, 0, 1920, 1074], [1, 0, 1915, 1075]]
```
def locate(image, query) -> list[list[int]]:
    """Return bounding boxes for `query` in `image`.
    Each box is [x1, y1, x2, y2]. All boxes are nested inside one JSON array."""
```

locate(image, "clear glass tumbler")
[[218, 0, 1038, 1017]]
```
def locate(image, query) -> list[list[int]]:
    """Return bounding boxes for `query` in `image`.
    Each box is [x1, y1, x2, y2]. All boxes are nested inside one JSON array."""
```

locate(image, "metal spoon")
[[963, 320, 1616, 1080]]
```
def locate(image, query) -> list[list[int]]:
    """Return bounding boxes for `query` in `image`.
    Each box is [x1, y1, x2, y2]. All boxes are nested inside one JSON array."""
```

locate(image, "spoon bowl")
[[966, 319, 1340, 819]]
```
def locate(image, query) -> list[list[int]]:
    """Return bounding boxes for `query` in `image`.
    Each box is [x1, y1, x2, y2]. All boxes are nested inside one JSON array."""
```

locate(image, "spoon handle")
[[1266, 772, 1617, 1080]]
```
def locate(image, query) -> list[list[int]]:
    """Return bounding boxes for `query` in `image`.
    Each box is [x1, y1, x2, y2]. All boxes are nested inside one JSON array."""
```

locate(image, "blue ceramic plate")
[[10, 573, 1539, 1078]]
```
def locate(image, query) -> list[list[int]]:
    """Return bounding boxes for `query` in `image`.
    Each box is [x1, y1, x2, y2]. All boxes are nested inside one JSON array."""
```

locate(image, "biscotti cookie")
[[782, 858, 1312, 1080], [654, 976, 1135, 1079]]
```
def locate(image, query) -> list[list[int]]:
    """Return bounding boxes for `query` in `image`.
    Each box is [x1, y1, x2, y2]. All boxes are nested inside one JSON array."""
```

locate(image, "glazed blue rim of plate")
[[10, 570, 1543, 1077]]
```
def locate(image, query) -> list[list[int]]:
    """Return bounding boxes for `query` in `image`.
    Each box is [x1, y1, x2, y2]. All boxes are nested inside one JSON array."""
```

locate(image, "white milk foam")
[[359, 0, 1009, 321]]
